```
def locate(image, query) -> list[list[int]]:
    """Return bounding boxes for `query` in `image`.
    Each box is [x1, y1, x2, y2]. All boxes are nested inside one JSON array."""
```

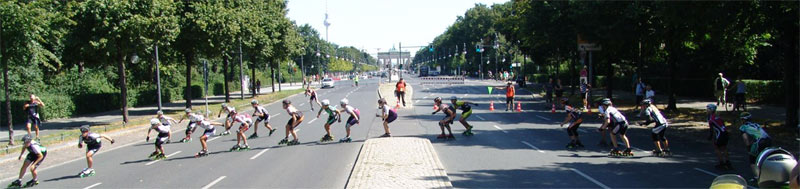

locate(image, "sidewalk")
[[0, 82, 304, 143], [346, 137, 452, 189]]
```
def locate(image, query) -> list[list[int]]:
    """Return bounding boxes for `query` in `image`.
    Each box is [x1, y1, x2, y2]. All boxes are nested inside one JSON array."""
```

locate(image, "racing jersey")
[[643, 106, 667, 126], [603, 106, 627, 124]]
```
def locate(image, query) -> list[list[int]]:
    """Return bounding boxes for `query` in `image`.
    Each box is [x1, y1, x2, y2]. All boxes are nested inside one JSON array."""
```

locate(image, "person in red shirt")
[[395, 78, 408, 107]]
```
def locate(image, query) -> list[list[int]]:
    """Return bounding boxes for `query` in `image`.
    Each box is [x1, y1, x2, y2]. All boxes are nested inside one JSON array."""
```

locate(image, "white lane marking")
[[520, 141, 545, 153], [694, 167, 719, 177], [202, 176, 227, 189], [493, 125, 507, 133], [535, 115, 551, 121], [578, 129, 589, 133], [463, 94, 469, 97], [571, 168, 610, 189], [294, 129, 301, 133], [273, 113, 281, 117], [83, 183, 102, 189], [145, 151, 182, 166], [250, 149, 270, 160], [415, 100, 420, 104], [423, 96, 428, 99], [207, 136, 221, 142], [475, 115, 486, 121], [308, 118, 318, 124], [299, 103, 306, 106]]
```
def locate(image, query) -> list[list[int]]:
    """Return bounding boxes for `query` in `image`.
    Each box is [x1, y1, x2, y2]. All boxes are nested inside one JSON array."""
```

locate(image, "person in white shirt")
[[598, 99, 633, 156]]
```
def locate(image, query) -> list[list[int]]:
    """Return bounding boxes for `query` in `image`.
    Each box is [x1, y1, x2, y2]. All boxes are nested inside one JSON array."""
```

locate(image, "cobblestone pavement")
[[347, 137, 452, 189]]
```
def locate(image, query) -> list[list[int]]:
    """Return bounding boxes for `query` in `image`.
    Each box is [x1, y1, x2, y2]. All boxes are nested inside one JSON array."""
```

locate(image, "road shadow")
[[42, 174, 80, 182], [120, 158, 152, 165]]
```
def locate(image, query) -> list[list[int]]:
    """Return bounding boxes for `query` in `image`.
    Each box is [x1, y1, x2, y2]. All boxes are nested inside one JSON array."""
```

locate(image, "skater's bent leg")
[[86, 151, 94, 169], [620, 135, 631, 149], [18, 161, 31, 180], [200, 136, 208, 150], [459, 118, 469, 129], [34, 124, 39, 138], [383, 121, 390, 134], [346, 125, 352, 137], [325, 124, 331, 136], [609, 133, 619, 148], [29, 162, 38, 180], [26, 123, 32, 135]]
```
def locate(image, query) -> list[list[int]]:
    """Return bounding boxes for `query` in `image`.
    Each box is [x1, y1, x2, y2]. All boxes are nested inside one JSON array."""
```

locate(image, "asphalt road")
[[3, 75, 756, 188]]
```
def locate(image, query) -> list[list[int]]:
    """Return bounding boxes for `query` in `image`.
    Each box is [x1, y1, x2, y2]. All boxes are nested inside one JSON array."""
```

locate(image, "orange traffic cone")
[[489, 101, 495, 111], [551, 104, 556, 113], [516, 101, 522, 112]]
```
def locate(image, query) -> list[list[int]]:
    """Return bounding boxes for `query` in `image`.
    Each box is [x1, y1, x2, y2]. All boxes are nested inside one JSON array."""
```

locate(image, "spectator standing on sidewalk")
[[634, 77, 646, 111], [545, 78, 554, 107], [395, 78, 408, 107], [734, 77, 746, 111], [714, 73, 730, 106], [580, 66, 588, 84], [580, 80, 591, 109]]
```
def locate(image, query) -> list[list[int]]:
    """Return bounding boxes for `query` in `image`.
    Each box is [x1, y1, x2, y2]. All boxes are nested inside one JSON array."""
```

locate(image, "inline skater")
[[597, 100, 609, 146], [155, 110, 177, 143], [560, 99, 584, 149], [432, 97, 456, 139], [279, 100, 305, 145], [305, 86, 321, 111], [145, 119, 169, 160], [229, 109, 253, 151], [338, 99, 360, 142], [77, 125, 114, 177], [598, 99, 633, 156], [450, 96, 478, 136], [377, 98, 397, 137], [216, 103, 235, 136], [706, 104, 731, 170], [638, 99, 670, 156], [8, 135, 46, 188], [23, 94, 45, 139], [353, 74, 359, 87], [177, 108, 202, 143], [249, 100, 276, 139], [739, 112, 772, 182], [191, 117, 223, 157], [316, 99, 341, 142]]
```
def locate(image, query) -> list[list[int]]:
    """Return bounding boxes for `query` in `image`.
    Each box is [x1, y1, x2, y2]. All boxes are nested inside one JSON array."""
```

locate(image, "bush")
[[742, 80, 783, 104]]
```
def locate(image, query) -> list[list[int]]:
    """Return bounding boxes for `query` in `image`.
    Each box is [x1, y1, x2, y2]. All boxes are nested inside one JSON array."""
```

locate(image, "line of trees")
[[414, 1, 798, 128], [0, 0, 376, 145]]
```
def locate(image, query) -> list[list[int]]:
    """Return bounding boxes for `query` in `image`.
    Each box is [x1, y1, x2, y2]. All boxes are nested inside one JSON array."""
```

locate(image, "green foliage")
[[328, 59, 354, 73]]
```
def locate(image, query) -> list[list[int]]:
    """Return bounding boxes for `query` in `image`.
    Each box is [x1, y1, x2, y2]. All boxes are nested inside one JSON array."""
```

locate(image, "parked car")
[[322, 78, 335, 88]]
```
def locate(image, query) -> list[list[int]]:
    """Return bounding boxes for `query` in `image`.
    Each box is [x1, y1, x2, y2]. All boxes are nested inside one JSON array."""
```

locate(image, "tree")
[[74, 0, 179, 122]]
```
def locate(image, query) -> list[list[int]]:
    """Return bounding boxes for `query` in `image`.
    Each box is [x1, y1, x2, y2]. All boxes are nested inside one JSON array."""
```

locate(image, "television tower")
[[323, 0, 330, 41]]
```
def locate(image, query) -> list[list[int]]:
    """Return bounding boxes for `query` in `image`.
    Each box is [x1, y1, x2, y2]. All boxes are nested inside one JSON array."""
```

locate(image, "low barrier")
[[419, 76, 466, 85]]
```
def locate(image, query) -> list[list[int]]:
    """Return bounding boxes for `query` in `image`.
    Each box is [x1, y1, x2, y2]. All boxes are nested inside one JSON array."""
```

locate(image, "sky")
[[287, 0, 509, 57]]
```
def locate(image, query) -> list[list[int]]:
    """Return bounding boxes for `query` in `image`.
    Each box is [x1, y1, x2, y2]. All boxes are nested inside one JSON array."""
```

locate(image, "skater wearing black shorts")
[[432, 97, 456, 139], [10, 135, 46, 187], [23, 94, 45, 139], [316, 99, 341, 142], [338, 99, 360, 142], [230, 110, 253, 150], [738, 112, 772, 182], [598, 99, 632, 156], [560, 100, 584, 149], [178, 108, 203, 143], [280, 100, 305, 145], [638, 99, 670, 156], [78, 125, 114, 176], [217, 104, 236, 136], [250, 100, 276, 139], [146, 118, 170, 160], [155, 110, 176, 143], [191, 118, 223, 157], [706, 104, 731, 169], [306, 87, 321, 111], [378, 98, 397, 137]]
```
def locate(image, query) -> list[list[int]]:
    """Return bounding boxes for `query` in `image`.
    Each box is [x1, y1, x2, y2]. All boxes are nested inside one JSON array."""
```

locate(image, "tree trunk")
[[666, 47, 678, 111], [223, 56, 230, 102], [184, 51, 194, 108], [570, 55, 576, 96], [251, 60, 256, 97], [784, 27, 799, 128], [606, 60, 613, 99], [270, 62, 276, 93], [3, 56, 12, 145], [118, 53, 129, 123]]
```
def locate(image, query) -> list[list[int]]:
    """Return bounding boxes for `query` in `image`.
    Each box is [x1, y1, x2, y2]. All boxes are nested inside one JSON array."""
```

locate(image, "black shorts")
[[287, 115, 304, 128], [26, 116, 41, 126], [256, 115, 269, 123], [735, 93, 745, 103], [506, 97, 514, 104], [610, 122, 628, 135], [635, 95, 644, 105], [86, 144, 101, 154], [567, 123, 582, 137], [310, 95, 317, 101], [650, 125, 667, 141], [25, 152, 46, 166], [155, 137, 168, 148], [713, 132, 729, 147]]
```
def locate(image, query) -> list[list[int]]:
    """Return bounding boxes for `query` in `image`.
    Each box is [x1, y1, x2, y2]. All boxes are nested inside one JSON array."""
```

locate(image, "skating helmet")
[[189, 115, 200, 122], [756, 147, 798, 187], [641, 99, 652, 105], [706, 104, 717, 111], [340, 99, 349, 105], [450, 96, 458, 101], [739, 112, 752, 120], [150, 118, 161, 126], [221, 103, 228, 108], [21, 134, 33, 143], [185, 108, 192, 113], [601, 98, 612, 106], [321, 99, 330, 106], [434, 97, 442, 103], [282, 100, 292, 105], [79, 125, 90, 132], [251, 100, 259, 105], [378, 98, 386, 104], [156, 110, 164, 115]]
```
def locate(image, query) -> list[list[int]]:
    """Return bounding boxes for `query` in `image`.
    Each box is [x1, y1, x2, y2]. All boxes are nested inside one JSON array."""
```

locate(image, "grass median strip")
[[0, 89, 303, 156]]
